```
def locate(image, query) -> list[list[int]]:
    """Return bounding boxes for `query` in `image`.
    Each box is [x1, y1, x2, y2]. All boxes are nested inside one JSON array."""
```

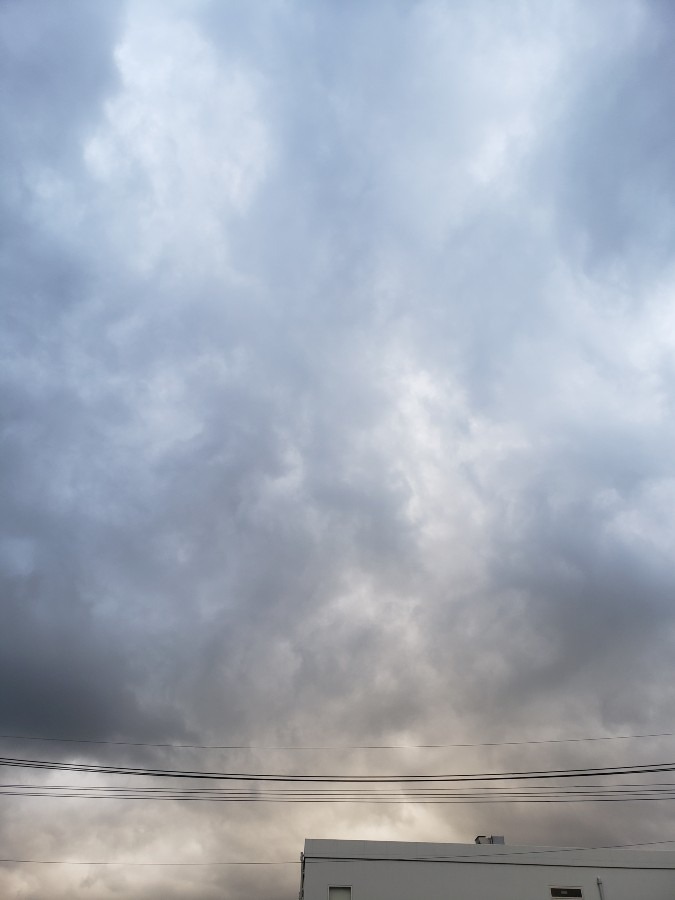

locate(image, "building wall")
[[301, 840, 675, 900]]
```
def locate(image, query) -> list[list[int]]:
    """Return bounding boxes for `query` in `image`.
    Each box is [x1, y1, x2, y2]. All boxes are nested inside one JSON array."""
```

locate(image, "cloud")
[[3, 0, 675, 896], [541, 0, 675, 274]]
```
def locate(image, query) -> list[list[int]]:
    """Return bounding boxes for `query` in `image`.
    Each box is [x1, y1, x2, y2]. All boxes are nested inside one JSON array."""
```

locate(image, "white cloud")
[[84, 6, 271, 276]]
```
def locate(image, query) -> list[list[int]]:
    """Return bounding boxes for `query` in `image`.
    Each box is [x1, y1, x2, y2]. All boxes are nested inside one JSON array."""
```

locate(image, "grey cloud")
[[3, 0, 675, 897], [0, 0, 124, 200], [538, 0, 675, 273]]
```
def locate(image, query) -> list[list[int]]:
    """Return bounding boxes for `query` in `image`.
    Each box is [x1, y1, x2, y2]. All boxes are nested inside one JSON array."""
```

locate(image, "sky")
[[2, 0, 675, 897]]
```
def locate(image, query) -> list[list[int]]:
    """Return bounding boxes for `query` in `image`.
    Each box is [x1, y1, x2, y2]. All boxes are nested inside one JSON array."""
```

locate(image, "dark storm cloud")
[[0, 0, 122, 165], [3, 0, 675, 897], [0, 0, 160, 740]]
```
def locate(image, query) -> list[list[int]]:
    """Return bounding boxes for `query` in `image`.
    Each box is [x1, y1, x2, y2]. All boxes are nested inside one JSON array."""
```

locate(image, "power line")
[[5, 754, 675, 809], [6, 780, 675, 794], [4, 841, 675, 868], [48, 791, 675, 798], [4, 754, 675, 784], [0, 731, 674, 752], [0, 858, 297, 866], [304, 844, 675, 868], [5, 780, 675, 803]]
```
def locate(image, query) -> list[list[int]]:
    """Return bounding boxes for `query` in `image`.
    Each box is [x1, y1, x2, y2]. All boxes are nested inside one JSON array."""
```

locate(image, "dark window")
[[551, 890, 583, 898], [328, 888, 351, 900]]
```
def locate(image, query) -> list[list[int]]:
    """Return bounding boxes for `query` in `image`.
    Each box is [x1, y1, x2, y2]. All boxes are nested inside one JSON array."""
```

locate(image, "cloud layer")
[[3, 0, 675, 896]]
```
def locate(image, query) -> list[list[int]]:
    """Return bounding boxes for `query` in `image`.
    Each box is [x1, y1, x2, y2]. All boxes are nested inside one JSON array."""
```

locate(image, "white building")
[[299, 838, 675, 900]]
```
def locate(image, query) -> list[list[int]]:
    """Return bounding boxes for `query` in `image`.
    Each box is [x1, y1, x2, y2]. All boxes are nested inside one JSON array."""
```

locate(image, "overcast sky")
[[3, 0, 675, 897]]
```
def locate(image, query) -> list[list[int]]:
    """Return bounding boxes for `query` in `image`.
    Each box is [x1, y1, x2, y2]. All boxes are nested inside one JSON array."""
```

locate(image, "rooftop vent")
[[475, 835, 505, 845]]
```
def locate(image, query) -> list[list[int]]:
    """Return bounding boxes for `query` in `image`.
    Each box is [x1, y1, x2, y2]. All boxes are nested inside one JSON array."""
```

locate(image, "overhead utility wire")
[[4, 754, 675, 783], [6, 786, 675, 805], [9, 780, 675, 792], [1, 731, 674, 751], [4, 841, 675, 868], [7, 781, 675, 796], [0, 857, 297, 866], [305, 840, 675, 865]]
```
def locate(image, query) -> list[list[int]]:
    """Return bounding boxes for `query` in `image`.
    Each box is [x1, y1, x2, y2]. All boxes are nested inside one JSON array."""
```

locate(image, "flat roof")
[[303, 839, 675, 870]]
